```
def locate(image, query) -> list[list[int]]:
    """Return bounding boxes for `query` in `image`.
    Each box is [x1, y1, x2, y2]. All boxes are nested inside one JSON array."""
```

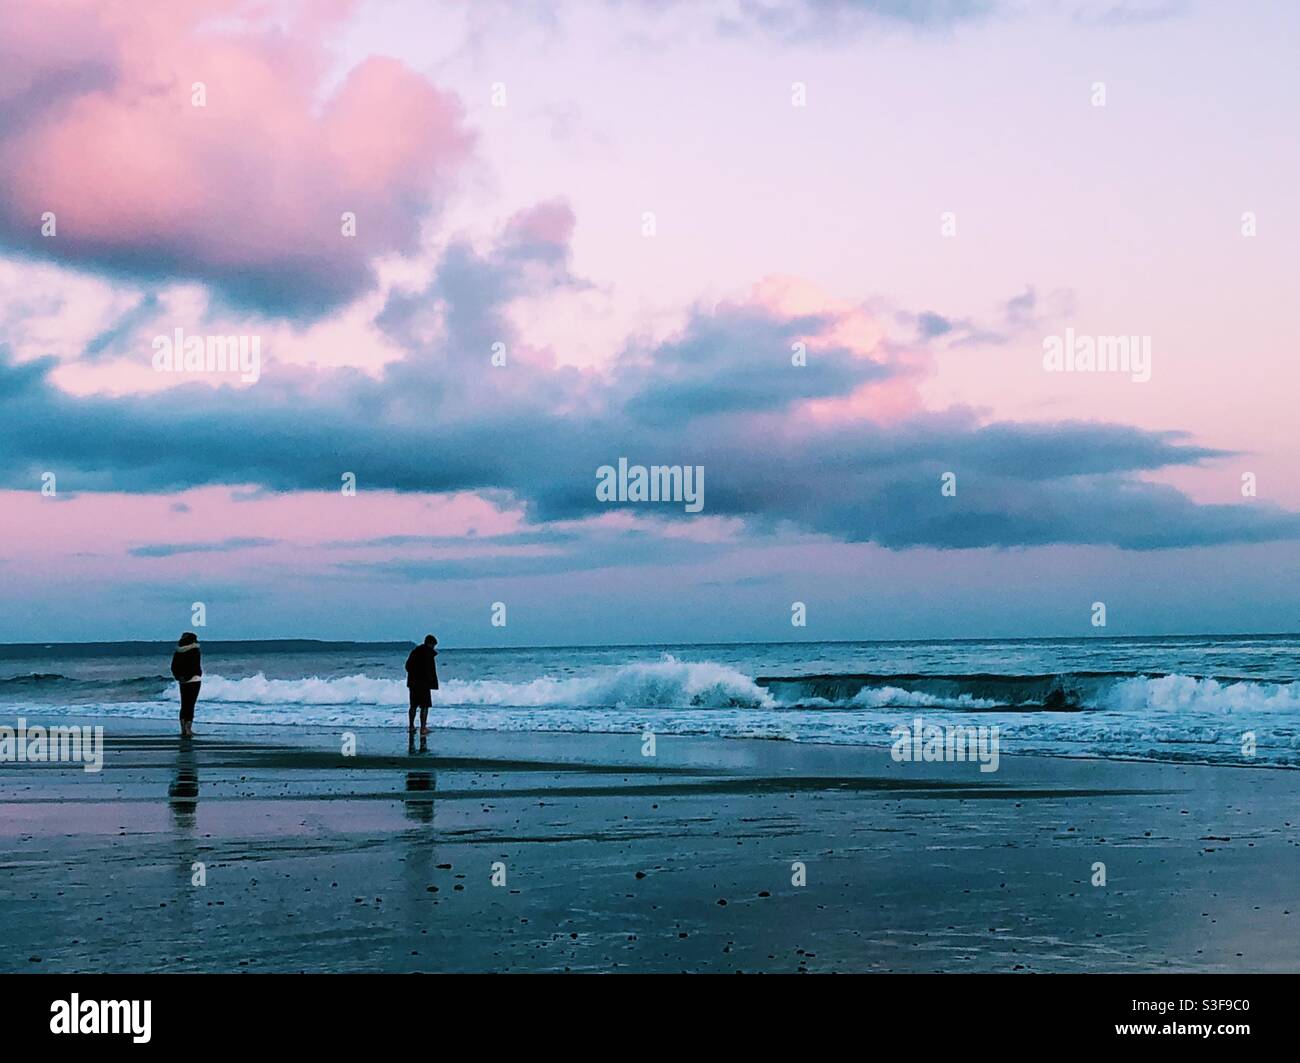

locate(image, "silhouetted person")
[[405, 634, 439, 736], [170, 632, 202, 738]]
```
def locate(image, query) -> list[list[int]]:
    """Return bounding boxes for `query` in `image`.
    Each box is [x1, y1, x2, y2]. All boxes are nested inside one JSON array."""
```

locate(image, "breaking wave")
[[200, 657, 777, 710], [4, 661, 1299, 716], [759, 671, 1300, 714]]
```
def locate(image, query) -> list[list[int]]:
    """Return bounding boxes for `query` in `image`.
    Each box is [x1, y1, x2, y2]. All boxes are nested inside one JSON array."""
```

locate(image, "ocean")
[[1, 634, 1298, 767]]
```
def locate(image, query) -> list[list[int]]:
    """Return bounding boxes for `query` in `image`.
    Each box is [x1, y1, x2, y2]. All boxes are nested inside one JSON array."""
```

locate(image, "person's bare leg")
[[420, 707, 430, 736], [408, 706, 417, 733]]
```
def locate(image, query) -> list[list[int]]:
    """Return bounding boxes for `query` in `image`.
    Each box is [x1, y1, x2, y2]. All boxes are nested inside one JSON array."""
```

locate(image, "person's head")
[[423, 634, 437, 647], [178, 631, 199, 646]]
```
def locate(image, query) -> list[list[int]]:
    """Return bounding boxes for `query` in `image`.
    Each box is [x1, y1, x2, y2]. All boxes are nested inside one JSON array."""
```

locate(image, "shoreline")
[[3, 716, 1297, 973], [3, 710, 1292, 774]]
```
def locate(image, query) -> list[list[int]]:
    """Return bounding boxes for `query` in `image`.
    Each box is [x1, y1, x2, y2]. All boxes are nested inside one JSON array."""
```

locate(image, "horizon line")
[[2, 630, 1297, 652]]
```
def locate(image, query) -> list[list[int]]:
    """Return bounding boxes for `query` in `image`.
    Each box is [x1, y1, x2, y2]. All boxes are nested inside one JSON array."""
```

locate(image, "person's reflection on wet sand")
[[404, 769, 435, 823], [404, 735, 435, 824], [167, 742, 200, 828]]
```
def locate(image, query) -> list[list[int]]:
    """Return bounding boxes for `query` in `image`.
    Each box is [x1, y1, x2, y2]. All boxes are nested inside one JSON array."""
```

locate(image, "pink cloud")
[[0, 0, 473, 316]]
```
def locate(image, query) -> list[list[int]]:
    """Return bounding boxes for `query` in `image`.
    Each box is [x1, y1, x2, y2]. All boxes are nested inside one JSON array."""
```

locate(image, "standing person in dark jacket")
[[404, 635, 439, 736], [170, 632, 202, 738]]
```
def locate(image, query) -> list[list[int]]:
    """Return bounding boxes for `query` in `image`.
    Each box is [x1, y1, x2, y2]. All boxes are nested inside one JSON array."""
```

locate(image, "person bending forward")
[[405, 635, 439, 735]]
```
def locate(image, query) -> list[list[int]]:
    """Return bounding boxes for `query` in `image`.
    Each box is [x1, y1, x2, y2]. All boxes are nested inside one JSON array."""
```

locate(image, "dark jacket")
[[171, 643, 202, 682], [405, 644, 439, 690]]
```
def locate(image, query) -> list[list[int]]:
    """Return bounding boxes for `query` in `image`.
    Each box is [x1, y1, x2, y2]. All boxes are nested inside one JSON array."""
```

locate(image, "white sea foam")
[[185, 667, 1300, 716], [1103, 674, 1300, 714], [200, 656, 776, 710], [847, 687, 1000, 710]]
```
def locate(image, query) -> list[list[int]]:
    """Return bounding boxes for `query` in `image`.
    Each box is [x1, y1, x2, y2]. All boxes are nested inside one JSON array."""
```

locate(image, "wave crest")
[[1108, 674, 1300, 713], [7, 662, 1300, 719], [200, 656, 775, 710]]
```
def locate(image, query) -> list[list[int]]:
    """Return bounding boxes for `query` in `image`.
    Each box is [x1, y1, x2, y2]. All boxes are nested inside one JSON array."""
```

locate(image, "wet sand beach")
[[2, 718, 1297, 973]]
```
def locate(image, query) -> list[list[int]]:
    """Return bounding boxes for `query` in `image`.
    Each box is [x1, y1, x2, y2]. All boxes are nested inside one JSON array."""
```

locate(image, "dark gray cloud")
[[617, 310, 886, 423], [902, 286, 1067, 349], [337, 527, 730, 582], [740, 0, 993, 27], [83, 294, 162, 361], [692, 0, 995, 40], [1, 332, 1289, 552], [627, 0, 1186, 38], [323, 529, 581, 550], [129, 537, 280, 558], [916, 312, 954, 339], [378, 200, 586, 362], [0, 203, 1293, 554]]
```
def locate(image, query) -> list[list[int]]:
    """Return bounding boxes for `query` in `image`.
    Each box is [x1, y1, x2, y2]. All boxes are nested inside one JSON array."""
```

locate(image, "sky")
[[0, 0, 1296, 645]]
